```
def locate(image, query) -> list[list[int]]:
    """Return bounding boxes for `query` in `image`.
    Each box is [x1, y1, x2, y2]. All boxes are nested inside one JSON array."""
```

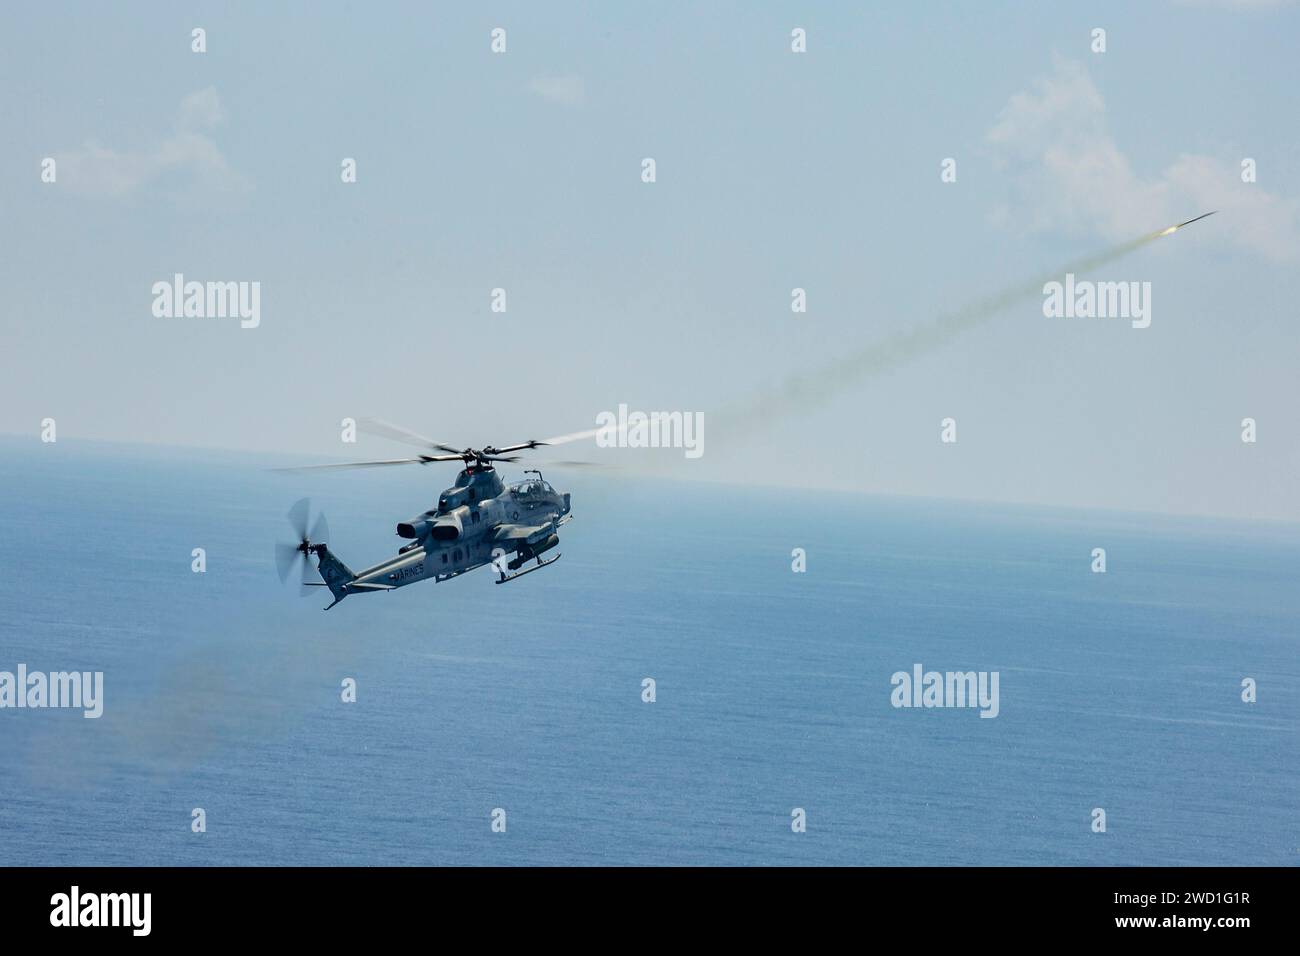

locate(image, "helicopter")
[[274, 418, 607, 609]]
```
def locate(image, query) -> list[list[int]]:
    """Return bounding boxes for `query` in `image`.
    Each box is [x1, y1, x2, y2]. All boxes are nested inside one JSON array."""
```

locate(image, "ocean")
[[0, 436, 1295, 866]]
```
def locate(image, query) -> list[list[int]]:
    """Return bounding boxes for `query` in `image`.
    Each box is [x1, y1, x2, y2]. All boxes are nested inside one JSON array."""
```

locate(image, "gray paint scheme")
[[309, 466, 570, 608]]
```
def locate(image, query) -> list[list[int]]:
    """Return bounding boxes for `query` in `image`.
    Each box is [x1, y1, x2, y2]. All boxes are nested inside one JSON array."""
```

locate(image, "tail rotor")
[[276, 497, 330, 596]]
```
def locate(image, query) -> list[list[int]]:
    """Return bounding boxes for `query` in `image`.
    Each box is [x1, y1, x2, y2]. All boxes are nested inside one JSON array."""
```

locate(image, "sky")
[[2, 1, 1298, 520]]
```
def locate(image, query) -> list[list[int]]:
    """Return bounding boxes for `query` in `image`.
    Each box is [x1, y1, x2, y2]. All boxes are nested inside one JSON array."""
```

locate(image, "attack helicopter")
[[274, 418, 605, 609]]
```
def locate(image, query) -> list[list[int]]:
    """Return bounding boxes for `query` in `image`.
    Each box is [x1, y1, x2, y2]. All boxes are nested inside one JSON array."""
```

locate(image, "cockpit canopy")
[[509, 477, 554, 499]]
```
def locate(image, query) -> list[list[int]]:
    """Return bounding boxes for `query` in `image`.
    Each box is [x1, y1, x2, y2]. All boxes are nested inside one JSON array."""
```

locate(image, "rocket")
[[1159, 211, 1216, 237]]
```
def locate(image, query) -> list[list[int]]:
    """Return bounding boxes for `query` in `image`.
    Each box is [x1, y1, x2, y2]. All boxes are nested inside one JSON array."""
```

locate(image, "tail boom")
[[311, 544, 356, 609]]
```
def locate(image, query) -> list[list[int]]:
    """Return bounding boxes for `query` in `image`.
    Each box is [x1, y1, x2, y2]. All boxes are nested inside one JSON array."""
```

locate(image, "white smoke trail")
[[712, 224, 1181, 446]]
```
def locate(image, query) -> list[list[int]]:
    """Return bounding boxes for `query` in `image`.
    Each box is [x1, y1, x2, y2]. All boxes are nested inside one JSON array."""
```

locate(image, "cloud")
[[175, 86, 225, 131], [529, 74, 586, 107], [985, 56, 1300, 261], [54, 87, 246, 198]]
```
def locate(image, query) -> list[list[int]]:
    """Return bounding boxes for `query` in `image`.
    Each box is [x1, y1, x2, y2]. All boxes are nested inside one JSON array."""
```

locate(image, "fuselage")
[[346, 466, 569, 590]]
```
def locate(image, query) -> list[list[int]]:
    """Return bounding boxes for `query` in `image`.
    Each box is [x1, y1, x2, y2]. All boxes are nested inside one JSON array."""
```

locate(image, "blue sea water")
[[0, 436, 1295, 866]]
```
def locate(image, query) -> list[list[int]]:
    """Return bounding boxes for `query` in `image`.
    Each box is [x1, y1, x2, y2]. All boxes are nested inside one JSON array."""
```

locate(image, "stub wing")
[[489, 523, 556, 545]]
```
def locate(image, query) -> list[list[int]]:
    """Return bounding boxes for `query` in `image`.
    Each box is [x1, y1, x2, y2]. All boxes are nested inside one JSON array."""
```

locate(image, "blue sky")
[[2, 1, 1298, 519]]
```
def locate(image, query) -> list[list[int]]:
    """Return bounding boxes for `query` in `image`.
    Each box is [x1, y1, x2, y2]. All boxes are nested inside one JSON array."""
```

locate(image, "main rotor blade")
[[493, 422, 630, 455], [287, 498, 310, 540], [358, 416, 628, 457], [358, 417, 462, 455], [487, 442, 544, 454], [309, 511, 329, 545], [529, 459, 614, 469], [271, 457, 455, 473]]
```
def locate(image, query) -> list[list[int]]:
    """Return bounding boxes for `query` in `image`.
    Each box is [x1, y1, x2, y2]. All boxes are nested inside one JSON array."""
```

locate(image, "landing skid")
[[496, 553, 561, 584]]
